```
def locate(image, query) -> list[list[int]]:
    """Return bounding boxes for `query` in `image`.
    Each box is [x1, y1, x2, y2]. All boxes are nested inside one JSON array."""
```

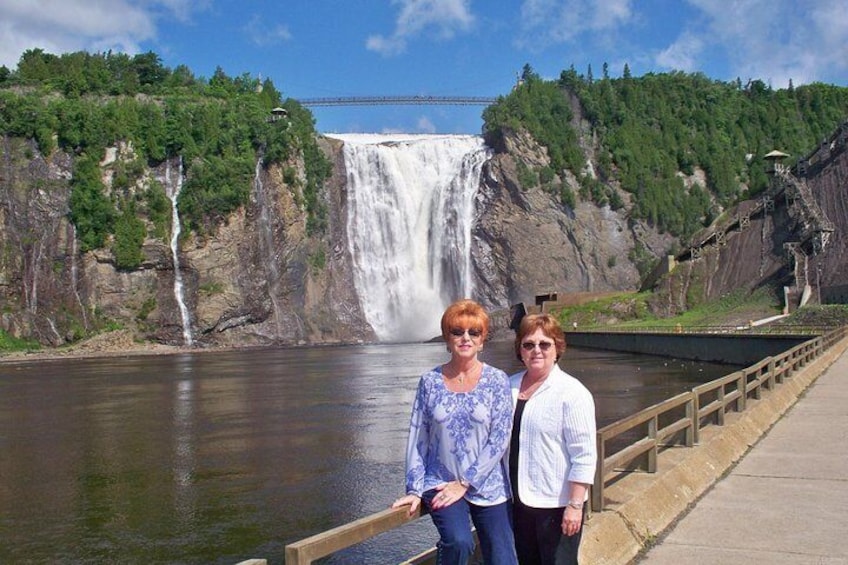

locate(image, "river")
[[0, 340, 736, 564]]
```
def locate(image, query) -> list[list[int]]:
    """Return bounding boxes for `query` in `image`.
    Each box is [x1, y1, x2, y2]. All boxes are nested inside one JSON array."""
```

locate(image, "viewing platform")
[[233, 326, 846, 564], [635, 336, 848, 564]]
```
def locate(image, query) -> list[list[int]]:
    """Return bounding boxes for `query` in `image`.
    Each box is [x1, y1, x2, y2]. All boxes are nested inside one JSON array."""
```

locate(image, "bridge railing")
[[296, 95, 497, 107], [281, 326, 845, 564]]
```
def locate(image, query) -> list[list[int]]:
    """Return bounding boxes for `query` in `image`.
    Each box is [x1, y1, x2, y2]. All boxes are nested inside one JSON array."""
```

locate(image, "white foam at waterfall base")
[[328, 133, 491, 342]]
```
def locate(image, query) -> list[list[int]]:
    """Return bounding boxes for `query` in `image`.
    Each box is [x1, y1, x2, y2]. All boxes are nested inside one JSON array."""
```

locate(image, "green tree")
[[112, 199, 146, 270], [69, 154, 114, 251]]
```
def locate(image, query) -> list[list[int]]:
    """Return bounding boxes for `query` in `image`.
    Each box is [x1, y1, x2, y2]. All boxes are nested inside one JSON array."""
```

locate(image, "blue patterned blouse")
[[404, 363, 513, 506]]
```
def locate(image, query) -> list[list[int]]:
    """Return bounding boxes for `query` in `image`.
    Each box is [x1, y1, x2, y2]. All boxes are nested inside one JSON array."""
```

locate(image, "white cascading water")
[[328, 133, 491, 342], [165, 157, 194, 346]]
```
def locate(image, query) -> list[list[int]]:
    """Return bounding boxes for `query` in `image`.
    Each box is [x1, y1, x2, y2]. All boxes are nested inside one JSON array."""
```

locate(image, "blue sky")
[[2, 0, 847, 134]]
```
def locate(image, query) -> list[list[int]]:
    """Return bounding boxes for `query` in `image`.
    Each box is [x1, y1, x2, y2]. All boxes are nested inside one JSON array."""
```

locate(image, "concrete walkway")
[[636, 349, 848, 564]]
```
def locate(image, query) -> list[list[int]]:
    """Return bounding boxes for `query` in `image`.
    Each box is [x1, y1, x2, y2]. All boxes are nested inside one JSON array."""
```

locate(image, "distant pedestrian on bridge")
[[509, 314, 598, 565], [392, 299, 518, 564]]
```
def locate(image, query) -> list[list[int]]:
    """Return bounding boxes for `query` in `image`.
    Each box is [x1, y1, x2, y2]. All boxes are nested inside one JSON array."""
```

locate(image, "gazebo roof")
[[764, 149, 790, 160]]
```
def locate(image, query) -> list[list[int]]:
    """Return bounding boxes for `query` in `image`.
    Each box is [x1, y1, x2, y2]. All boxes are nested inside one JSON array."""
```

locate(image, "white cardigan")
[[509, 364, 598, 508]]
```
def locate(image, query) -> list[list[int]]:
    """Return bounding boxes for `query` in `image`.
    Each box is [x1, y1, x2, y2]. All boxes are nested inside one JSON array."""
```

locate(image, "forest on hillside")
[[484, 64, 848, 241], [0, 49, 330, 270], [2, 49, 848, 260]]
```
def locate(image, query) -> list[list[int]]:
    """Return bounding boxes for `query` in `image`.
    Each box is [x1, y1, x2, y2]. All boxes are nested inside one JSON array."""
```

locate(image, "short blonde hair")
[[441, 299, 490, 342], [514, 313, 566, 361]]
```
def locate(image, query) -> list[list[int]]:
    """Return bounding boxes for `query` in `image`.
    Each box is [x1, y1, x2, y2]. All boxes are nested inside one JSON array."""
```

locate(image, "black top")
[[509, 398, 527, 503]]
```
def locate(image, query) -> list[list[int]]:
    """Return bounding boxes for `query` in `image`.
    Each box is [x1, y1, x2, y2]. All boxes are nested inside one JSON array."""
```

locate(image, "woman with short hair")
[[509, 313, 597, 565], [393, 299, 518, 564]]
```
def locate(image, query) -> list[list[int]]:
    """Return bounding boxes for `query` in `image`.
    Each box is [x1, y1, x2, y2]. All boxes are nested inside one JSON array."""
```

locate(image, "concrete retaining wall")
[[565, 332, 809, 365], [579, 336, 848, 564]]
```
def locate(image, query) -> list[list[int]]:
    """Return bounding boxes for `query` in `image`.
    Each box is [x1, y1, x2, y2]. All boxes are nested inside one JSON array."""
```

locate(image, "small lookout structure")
[[270, 107, 288, 122], [764, 149, 790, 175]]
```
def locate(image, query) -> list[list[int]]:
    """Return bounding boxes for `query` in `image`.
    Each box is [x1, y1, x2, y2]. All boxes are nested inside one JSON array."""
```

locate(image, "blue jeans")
[[423, 489, 518, 564]]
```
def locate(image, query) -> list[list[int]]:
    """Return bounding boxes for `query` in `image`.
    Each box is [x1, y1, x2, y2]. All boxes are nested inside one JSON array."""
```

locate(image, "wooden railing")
[[284, 506, 432, 565], [591, 326, 843, 510], [282, 327, 845, 564]]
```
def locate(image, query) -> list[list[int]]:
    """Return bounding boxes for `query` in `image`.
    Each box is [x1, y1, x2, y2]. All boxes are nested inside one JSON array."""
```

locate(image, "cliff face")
[[0, 135, 374, 347], [3, 119, 846, 348], [647, 121, 848, 315], [472, 129, 672, 307]]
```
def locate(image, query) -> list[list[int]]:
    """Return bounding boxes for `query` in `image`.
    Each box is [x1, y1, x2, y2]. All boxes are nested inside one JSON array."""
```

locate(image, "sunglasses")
[[449, 328, 483, 338], [521, 341, 554, 352]]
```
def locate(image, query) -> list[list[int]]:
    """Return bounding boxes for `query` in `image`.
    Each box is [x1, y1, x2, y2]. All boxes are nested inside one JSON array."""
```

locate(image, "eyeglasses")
[[521, 341, 554, 352], [449, 328, 483, 338]]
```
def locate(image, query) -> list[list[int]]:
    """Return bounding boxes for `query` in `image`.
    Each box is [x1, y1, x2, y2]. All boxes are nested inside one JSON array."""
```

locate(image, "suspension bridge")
[[295, 95, 498, 107]]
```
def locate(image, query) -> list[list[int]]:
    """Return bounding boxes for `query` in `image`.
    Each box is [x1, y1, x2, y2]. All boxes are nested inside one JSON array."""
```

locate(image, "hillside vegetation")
[[3, 50, 848, 351], [4, 50, 848, 255], [484, 64, 848, 241], [0, 49, 330, 269]]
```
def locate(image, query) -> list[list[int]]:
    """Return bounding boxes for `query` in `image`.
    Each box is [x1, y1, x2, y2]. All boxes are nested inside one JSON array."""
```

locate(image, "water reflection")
[[0, 341, 736, 564]]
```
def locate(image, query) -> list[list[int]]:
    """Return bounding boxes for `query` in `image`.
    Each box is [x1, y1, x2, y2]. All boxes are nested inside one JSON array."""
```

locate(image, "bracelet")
[[458, 478, 471, 489], [566, 499, 584, 510]]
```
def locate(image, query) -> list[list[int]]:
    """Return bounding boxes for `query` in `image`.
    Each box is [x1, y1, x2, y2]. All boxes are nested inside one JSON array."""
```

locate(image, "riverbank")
[[5, 304, 847, 365], [0, 329, 200, 363]]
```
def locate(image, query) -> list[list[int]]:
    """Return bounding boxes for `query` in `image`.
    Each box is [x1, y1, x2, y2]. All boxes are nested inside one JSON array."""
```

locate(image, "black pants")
[[512, 499, 585, 565]]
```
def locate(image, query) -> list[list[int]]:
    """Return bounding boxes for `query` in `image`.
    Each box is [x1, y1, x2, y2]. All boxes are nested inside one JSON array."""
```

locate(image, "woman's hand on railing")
[[391, 494, 421, 516]]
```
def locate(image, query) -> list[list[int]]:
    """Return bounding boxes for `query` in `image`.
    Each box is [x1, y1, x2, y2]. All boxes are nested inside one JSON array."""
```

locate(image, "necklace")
[[446, 361, 481, 387], [518, 374, 546, 400]]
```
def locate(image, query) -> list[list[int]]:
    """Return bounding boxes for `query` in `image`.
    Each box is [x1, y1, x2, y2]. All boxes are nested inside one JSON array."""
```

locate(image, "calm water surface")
[[0, 340, 735, 564]]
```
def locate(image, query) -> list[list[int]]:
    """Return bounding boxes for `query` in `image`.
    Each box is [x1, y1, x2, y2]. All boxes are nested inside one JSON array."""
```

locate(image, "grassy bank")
[[0, 331, 40, 354], [550, 288, 848, 330]]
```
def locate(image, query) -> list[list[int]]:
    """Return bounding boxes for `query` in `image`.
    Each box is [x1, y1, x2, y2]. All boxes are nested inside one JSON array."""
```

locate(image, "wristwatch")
[[458, 478, 471, 489], [566, 499, 584, 510]]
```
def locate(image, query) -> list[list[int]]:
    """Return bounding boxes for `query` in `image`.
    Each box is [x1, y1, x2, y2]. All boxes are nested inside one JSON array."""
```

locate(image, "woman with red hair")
[[393, 299, 517, 564]]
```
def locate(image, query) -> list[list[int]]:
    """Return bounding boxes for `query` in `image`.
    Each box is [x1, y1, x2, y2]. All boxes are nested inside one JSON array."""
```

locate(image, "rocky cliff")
[[3, 118, 846, 348], [0, 134, 374, 347], [646, 120, 848, 315], [472, 128, 671, 307]]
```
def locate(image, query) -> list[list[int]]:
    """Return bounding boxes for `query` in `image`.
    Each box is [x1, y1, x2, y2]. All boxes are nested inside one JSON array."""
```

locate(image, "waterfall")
[[165, 158, 194, 347], [70, 225, 88, 328], [328, 133, 491, 342], [253, 158, 284, 338]]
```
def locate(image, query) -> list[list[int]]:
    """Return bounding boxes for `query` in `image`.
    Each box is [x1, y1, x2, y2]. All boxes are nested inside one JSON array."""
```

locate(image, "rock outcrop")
[[2, 117, 846, 348], [472, 129, 671, 307], [0, 134, 375, 347], [646, 120, 848, 315]]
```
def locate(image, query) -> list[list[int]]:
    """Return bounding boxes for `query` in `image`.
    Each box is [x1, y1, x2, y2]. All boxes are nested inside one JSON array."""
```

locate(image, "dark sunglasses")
[[521, 341, 554, 352], [449, 327, 483, 338]]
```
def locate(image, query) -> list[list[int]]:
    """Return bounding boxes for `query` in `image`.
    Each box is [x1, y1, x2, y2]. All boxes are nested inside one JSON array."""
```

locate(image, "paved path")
[[636, 349, 848, 564]]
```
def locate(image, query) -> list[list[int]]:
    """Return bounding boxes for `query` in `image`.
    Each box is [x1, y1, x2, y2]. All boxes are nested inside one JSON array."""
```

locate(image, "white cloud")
[[366, 0, 475, 57], [684, 0, 848, 86], [514, 0, 845, 86], [655, 32, 703, 72], [0, 0, 198, 68], [517, 0, 634, 46], [243, 14, 292, 47], [366, 35, 407, 57]]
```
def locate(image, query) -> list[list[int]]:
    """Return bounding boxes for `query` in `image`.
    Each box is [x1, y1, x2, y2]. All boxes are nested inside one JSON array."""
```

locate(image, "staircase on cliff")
[[643, 121, 848, 309]]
